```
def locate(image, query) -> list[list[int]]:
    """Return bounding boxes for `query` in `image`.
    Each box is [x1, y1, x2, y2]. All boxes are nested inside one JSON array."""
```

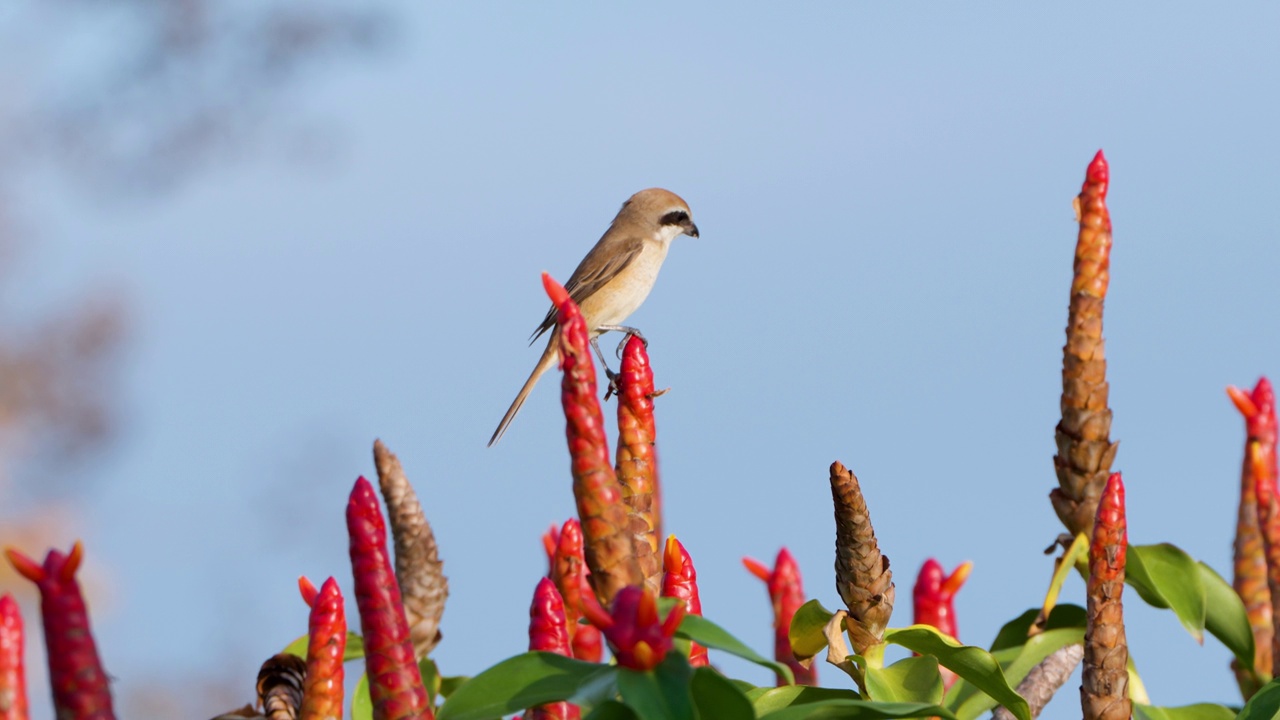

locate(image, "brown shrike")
[[488, 188, 699, 446]]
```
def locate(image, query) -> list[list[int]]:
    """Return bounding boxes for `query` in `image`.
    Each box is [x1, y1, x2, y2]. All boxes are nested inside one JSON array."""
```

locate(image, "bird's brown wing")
[[529, 235, 645, 344]]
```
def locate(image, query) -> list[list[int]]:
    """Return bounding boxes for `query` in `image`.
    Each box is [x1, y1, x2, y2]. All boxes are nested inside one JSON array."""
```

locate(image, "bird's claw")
[[603, 367, 620, 401], [615, 330, 648, 359]]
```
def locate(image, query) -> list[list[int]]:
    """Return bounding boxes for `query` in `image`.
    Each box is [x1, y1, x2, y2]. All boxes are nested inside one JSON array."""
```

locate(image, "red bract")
[[347, 476, 433, 720], [912, 558, 971, 690], [580, 586, 684, 672], [545, 520, 603, 662], [298, 576, 347, 720], [0, 593, 28, 720], [545, 273, 644, 606], [4, 542, 115, 720], [660, 536, 707, 667], [523, 578, 580, 720], [743, 548, 816, 686]]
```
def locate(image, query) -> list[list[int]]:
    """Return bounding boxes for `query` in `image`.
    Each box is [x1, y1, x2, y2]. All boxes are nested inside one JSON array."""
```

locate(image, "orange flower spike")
[[297, 576, 346, 720], [660, 536, 707, 666], [544, 272, 643, 605], [1229, 377, 1277, 689], [0, 593, 29, 720]]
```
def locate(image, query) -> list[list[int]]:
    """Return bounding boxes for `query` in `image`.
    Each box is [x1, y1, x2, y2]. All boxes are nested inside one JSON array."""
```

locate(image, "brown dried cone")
[[258, 653, 307, 720], [1082, 472, 1130, 720], [830, 461, 894, 654], [1052, 150, 1119, 539], [615, 334, 663, 594], [373, 439, 448, 659]]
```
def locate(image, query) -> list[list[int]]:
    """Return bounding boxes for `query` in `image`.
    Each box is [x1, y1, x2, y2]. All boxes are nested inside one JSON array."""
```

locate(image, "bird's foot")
[[603, 366, 621, 401]]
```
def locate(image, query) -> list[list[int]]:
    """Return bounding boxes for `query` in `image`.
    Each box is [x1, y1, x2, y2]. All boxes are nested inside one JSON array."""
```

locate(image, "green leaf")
[[790, 599, 838, 662], [758, 699, 958, 720], [282, 630, 366, 660], [437, 652, 613, 720], [865, 655, 943, 704], [351, 673, 372, 720], [1133, 703, 1237, 720], [691, 667, 755, 720], [1127, 543, 1207, 643], [679, 614, 796, 685], [946, 628, 1082, 720], [421, 657, 440, 706], [988, 605, 1086, 652], [586, 700, 641, 720], [747, 686, 864, 714], [1237, 679, 1280, 720], [615, 653, 695, 720], [883, 626, 1029, 720], [439, 675, 470, 700], [1198, 561, 1256, 672]]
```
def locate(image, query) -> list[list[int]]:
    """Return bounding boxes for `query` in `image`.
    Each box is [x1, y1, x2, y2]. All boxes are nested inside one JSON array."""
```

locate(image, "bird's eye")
[[660, 210, 689, 226]]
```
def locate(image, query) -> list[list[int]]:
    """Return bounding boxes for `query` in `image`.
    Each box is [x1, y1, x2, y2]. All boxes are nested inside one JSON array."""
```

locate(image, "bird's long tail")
[[489, 337, 560, 446]]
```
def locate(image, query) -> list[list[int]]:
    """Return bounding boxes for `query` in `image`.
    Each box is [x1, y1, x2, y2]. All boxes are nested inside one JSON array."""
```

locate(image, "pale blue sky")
[[10, 3, 1280, 717]]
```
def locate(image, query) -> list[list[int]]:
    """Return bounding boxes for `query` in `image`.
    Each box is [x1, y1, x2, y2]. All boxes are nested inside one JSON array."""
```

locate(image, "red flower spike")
[[1230, 377, 1278, 689], [4, 542, 115, 720], [0, 593, 29, 720], [545, 273, 643, 605], [912, 559, 972, 690], [743, 548, 816, 686], [581, 586, 684, 672], [660, 536, 707, 667], [297, 576, 346, 720], [523, 578, 580, 720], [616, 335, 663, 593], [347, 477, 433, 720], [545, 520, 603, 662], [1082, 473, 1130, 720]]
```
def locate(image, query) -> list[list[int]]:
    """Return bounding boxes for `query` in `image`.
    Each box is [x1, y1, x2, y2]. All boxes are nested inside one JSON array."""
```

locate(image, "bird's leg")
[[590, 336, 622, 400], [595, 324, 647, 359]]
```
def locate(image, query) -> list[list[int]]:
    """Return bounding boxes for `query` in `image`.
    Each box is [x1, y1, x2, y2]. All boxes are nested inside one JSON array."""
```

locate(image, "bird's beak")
[[684, 221, 700, 238]]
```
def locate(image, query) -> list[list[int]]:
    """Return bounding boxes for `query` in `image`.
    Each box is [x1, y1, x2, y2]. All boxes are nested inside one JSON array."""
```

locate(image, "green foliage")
[[679, 613, 796, 684], [756, 700, 959, 720], [1126, 544, 1255, 671], [1133, 703, 1238, 720], [436, 652, 608, 720]]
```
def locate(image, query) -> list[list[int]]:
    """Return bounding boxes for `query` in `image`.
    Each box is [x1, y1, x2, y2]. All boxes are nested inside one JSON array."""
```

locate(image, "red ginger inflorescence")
[[911, 558, 972, 689], [1230, 377, 1278, 688], [615, 334, 663, 594], [297, 576, 347, 720], [660, 536, 707, 667], [544, 272, 643, 606], [743, 548, 816, 686], [523, 578, 580, 720], [5, 542, 115, 720], [0, 593, 28, 720], [347, 476, 433, 720], [542, 520, 603, 662], [580, 586, 684, 672], [1082, 472, 1130, 720]]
